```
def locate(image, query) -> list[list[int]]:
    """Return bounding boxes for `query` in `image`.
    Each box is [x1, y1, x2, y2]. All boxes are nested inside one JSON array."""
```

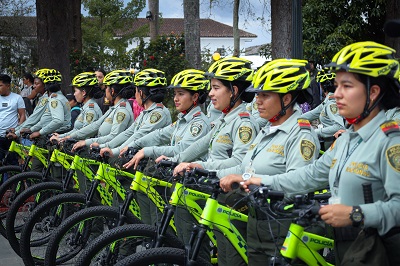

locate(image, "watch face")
[[242, 173, 251, 180], [352, 212, 363, 222]]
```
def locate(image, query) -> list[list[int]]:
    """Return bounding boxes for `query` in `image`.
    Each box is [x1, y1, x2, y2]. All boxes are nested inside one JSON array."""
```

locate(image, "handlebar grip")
[[268, 190, 285, 201], [248, 184, 259, 192], [231, 182, 240, 190], [192, 167, 209, 177], [157, 160, 178, 168], [362, 182, 373, 204]]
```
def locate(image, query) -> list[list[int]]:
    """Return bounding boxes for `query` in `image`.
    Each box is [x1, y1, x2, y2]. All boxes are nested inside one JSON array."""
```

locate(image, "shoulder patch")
[[298, 119, 311, 131], [50, 93, 57, 98], [193, 111, 201, 117], [116, 112, 126, 124], [387, 144, 400, 172], [86, 112, 94, 123], [89, 103, 94, 108], [238, 126, 253, 144], [190, 122, 203, 137], [50, 100, 58, 108], [300, 139, 316, 161], [39, 98, 48, 107], [380, 120, 400, 136], [150, 111, 162, 124], [239, 112, 250, 119], [119, 102, 126, 107], [329, 104, 338, 115], [156, 103, 164, 108]]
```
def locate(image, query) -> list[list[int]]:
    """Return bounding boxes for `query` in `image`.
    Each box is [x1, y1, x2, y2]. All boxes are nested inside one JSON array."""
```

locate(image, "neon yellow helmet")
[[204, 57, 254, 83], [316, 69, 336, 83], [326, 41, 400, 79], [247, 59, 310, 93], [168, 69, 208, 91], [134, 68, 167, 87], [34, 69, 62, 84], [71, 72, 98, 87], [34, 68, 51, 80], [103, 70, 133, 86]]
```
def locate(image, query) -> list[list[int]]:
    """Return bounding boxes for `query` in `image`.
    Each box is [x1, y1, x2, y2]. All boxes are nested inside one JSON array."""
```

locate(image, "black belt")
[[383, 227, 400, 239]]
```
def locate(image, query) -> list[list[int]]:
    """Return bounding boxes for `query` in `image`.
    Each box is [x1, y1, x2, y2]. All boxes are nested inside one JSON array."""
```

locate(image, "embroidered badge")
[[77, 115, 84, 122], [387, 144, 400, 172], [238, 126, 253, 144], [120, 102, 126, 107], [300, 139, 316, 161], [252, 101, 258, 110], [330, 159, 337, 168], [329, 104, 338, 115], [2, 103, 8, 107], [249, 143, 256, 150], [298, 119, 311, 130], [239, 112, 250, 118], [89, 103, 94, 108], [150, 112, 162, 124], [105, 118, 113, 123], [39, 98, 48, 107], [190, 122, 203, 137], [86, 113, 94, 123], [104, 98, 110, 105], [116, 112, 126, 124], [51, 100, 58, 108], [380, 121, 400, 136]]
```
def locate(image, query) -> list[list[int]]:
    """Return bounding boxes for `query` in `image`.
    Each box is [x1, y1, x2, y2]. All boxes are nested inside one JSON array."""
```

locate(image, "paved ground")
[[0, 235, 24, 265]]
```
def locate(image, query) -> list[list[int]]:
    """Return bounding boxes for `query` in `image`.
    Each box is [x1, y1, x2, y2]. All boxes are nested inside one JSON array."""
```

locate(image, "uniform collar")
[[348, 110, 386, 142], [177, 105, 202, 122], [142, 102, 159, 114], [112, 98, 126, 109], [263, 108, 300, 135]]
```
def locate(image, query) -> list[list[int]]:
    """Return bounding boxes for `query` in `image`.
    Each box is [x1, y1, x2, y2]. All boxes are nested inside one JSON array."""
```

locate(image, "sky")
[[139, 1, 272, 47]]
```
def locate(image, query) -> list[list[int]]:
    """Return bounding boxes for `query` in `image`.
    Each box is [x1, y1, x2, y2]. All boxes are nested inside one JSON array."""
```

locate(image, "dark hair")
[[23, 73, 34, 83], [138, 86, 165, 103], [46, 83, 62, 93], [96, 68, 107, 76], [0, 74, 11, 84], [187, 90, 207, 104], [77, 85, 101, 99], [110, 83, 135, 99], [289, 90, 313, 105], [356, 74, 400, 110], [220, 79, 254, 103]]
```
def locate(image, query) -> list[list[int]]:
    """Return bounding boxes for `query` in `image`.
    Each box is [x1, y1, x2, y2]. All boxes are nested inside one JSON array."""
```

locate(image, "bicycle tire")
[[77, 223, 184, 266], [6, 181, 67, 255], [19, 193, 88, 266], [115, 247, 213, 266], [0, 170, 43, 237], [0, 165, 23, 183], [45, 205, 142, 266]]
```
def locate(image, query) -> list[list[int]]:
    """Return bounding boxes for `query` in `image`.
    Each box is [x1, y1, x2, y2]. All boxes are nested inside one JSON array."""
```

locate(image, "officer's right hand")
[[123, 148, 145, 170], [50, 134, 59, 142], [6, 132, 17, 140], [333, 129, 346, 139], [155, 155, 168, 163], [20, 128, 30, 134], [100, 147, 113, 157], [173, 162, 190, 176], [59, 136, 71, 143], [119, 146, 129, 157]]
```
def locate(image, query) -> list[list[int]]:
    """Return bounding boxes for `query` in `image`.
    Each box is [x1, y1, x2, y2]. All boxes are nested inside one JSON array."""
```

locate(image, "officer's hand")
[[155, 155, 168, 163], [29, 131, 41, 140], [319, 204, 353, 227], [50, 134, 59, 142], [220, 174, 243, 192], [6, 132, 18, 140], [90, 143, 100, 149], [186, 163, 203, 171], [100, 147, 113, 157], [333, 129, 346, 139], [59, 136, 71, 143], [242, 177, 262, 192], [72, 140, 86, 152], [119, 146, 129, 157], [123, 149, 145, 170], [20, 128, 29, 134], [8, 128, 15, 133], [173, 162, 190, 176]]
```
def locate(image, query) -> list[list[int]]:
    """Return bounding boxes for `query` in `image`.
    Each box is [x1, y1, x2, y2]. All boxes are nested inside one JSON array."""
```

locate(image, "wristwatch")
[[242, 173, 252, 181], [349, 206, 364, 227]]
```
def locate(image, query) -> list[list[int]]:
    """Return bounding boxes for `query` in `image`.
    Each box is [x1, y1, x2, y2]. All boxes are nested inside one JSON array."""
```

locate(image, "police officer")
[[301, 70, 345, 150], [52, 72, 102, 141], [168, 57, 260, 266], [242, 41, 400, 265], [219, 59, 320, 265], [99, 68, 171, 159], [246, 96, 269, 128]]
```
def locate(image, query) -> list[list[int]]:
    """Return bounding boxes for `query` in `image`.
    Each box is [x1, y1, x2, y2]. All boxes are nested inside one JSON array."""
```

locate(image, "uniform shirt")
[[0, 92, 25, 137], [171, 103, 260, 170], [132, 106, 211, 159], [15, 93, 48, 136], [101, 102, 171, 156], [59, 98, 102, 138], [301, 93, 345, 139], [386, 107, 400, 123], [246, 97, 269, 128], [69, 98, 134, 145], [30, 91, 71, 135], [217, 110, 320, 178], [206, 102, 222, 122], [262, 111, 400, 236]]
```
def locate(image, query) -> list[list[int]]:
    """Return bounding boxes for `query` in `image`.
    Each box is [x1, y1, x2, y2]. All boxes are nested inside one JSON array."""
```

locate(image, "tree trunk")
[[183, 0, 201, 69], [233, 0, 240, 57], [148, 0, 159, 41], [385, 0, 400, 58], [36, 0, 81, 93], [271, 0, 292, 59]]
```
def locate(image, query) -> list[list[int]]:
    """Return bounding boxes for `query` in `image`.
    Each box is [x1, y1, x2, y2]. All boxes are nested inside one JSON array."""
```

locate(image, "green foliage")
[[259, 43, 272, 61], [302, 0, 387, 64]]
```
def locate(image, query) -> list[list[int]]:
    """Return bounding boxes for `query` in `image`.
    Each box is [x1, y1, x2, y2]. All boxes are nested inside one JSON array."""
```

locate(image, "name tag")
[[2, 103, 8, 107]]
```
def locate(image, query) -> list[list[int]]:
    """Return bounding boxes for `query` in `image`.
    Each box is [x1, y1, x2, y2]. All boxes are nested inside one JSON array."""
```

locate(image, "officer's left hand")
[[155, 155, 168, 163], [29, 131, 41, 140], [319, 204, 352, 227], [173, 162, 190, 176], [242, 177, 262, 192], [119, 146, 129, 157], [220, 174, 244, 192], [90, 143, 100, 149], [186, 163, 203, 171], [123, 149, 145, 170], [72, 140, 86, 152], [100, 147, 113, 157]]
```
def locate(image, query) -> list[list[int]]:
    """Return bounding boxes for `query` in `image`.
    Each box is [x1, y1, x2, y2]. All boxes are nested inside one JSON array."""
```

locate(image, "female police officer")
[[240, 41, 400, 265], [219, 59, 320, 265]]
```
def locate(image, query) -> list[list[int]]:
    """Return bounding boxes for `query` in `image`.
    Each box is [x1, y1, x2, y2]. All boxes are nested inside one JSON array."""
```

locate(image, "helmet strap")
[[222, 83, 243, 114], [269, 93, 298, 123]]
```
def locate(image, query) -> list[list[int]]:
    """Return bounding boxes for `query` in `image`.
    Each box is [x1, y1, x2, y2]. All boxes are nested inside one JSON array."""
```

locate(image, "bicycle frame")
[[281, 222, 334, 266]]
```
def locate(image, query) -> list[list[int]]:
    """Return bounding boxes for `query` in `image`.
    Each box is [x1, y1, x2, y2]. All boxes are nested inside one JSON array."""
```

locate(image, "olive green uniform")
[[59, 98, 102, 137], [218, 109, 320, 265], [301, 93, 345, 150], [261, 111, 400, 265], [15, 94, 49, 136]]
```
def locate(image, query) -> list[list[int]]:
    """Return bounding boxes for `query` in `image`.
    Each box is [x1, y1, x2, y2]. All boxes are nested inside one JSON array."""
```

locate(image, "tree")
[[271, 0, 291, 58], [232, 0, 240, 57], [36, 0, 81, 92], [184, 0, 201, 68], [148, 0, 159, 41], [385, 0, 400, 57]]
